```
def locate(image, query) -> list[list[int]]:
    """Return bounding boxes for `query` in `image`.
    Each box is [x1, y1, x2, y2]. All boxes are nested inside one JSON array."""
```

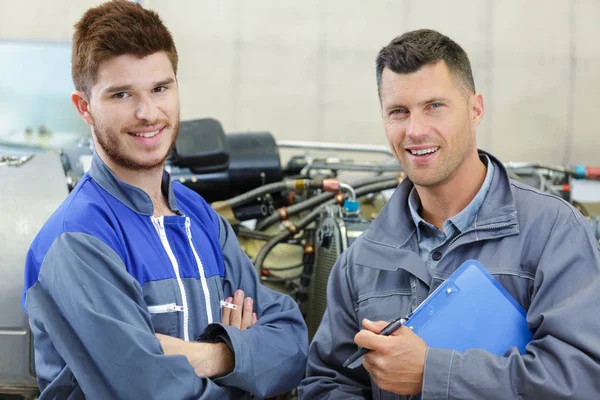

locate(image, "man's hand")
[[221, 289, 258, 330], [155, 290, 259, 378], [354, 318, 427, 395], [156, 333, 234, 378]]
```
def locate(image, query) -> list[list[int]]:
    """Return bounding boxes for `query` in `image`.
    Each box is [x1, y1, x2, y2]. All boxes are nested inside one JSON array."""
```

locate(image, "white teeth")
[[132, 130, 160, 138], [410, 147, 439, 155]]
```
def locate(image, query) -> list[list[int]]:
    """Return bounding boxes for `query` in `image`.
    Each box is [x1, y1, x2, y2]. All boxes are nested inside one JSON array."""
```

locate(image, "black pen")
[[343, 315, 411, 369]]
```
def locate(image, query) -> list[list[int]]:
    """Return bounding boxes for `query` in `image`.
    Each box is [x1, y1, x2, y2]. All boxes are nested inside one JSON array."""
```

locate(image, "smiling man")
[[22, 1, 307, 399], [299, 29, 600, 399]]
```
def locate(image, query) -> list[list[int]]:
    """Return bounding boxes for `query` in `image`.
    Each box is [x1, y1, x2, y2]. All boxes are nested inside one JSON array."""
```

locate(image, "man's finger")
[[354, 329, 389, 352], [361, 318, 391, 334], [229, 290, 244, 329], [221, 297, 233, 325], [252, 312, 258, 325], [155, 333, 167, 343], [241, 297, 253, 330]]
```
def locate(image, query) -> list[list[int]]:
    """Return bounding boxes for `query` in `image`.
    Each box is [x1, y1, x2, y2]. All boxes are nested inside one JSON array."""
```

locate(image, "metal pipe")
[[255, 174, 399, 231], [503, 162, 568, 174], [254, 178, 399, 269], [305, 162, 401, 173], [339, 183, 356, 201], [277, 140, 395, 157]]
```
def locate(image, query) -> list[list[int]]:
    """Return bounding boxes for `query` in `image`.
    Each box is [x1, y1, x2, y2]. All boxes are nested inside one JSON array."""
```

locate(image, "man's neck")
[[415, 152, 487, 230], [99, 154, 173, 217]]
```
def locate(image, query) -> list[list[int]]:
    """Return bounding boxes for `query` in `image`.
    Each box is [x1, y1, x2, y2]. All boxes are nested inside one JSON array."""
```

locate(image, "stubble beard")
[[400, 131, 473, 188], [92, 114, 180, 172]]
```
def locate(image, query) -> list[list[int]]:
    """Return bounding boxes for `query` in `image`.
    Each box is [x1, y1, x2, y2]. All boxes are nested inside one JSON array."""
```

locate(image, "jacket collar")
[[87, 152, 180, 216], [359, 150, 519, 285], [365, 149, 518, 246]]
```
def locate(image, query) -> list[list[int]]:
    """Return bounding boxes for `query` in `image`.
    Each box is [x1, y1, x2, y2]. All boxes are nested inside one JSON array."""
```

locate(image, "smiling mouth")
[[130, 130, 161, 138], [408, 146, 440, 156]]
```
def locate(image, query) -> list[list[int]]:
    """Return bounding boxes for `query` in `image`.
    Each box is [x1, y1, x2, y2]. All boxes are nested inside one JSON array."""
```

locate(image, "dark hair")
[[376, 29, 475, 97], [72, 0, 178, 97]]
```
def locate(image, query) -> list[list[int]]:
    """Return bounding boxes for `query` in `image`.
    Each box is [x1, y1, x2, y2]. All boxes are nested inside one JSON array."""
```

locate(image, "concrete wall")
[[1, 0, 598, 164]]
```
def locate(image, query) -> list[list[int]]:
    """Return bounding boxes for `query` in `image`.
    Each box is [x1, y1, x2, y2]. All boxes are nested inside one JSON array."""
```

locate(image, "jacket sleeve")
[[198, 216, 308, 398], [298, 249, 373, 399], [422, 216, 600, 400], [25, 232, 246, 400]]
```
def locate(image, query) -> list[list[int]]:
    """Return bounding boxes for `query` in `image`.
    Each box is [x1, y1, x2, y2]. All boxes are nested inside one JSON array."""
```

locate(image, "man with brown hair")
[[299, 29, 600, 399], [22, 1, 307, 398]]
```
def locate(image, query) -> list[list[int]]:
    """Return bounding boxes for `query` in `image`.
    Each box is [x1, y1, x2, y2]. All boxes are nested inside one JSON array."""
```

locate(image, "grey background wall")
[[1, 0, 598, 165]]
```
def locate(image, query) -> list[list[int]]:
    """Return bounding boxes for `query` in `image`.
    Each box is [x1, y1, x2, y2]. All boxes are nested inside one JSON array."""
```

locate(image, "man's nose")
[[406, 113, 429, 139], [134, 94, 159, 122]]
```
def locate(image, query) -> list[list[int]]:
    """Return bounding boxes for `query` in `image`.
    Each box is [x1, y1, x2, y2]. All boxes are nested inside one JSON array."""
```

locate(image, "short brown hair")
[[376, 29, 475, 97], [72, 0, 178, 96]]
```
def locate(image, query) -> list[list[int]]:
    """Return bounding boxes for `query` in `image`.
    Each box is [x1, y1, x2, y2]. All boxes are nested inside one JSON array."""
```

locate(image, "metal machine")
[[0, 153, 69, 399], [306, 205, 371, 339]]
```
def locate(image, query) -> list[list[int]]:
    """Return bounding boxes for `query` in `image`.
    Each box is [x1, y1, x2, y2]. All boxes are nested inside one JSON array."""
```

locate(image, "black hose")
[[235, 227, 274, 241], [260, 272, 304, 282], [228, 181, 289, 208], [255, 192, 334, 231], [228, 178, 323, 208], [254, 178, 399, 269], [232, 203, 268, 221], [254, 231, 291, 270], [264, 262, 305, 272], [255, 174, 398, 231]]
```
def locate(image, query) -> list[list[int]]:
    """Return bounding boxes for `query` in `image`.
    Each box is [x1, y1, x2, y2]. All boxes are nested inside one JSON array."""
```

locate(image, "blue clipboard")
[[405, 259, 532, 355]]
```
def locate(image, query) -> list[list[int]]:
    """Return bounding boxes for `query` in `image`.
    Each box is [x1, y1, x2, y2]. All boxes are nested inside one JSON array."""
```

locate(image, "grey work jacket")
[[299, 152, 600, 399]]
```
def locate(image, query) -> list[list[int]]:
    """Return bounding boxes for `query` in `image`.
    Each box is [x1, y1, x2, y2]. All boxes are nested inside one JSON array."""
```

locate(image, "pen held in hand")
[[343, 316, 410, 369]]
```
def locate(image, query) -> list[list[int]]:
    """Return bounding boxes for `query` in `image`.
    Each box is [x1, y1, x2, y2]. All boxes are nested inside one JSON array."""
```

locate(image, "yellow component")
[[573, 201, 600, 217], [358, 192, 388, 219], [238, 217, 304, 279], [211, 201, 240, 226]]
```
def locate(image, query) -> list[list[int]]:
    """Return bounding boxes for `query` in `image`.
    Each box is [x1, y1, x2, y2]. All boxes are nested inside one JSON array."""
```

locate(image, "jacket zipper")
[[147, 303, 185, 314], [447, 221, 517, 252], [152, 216, 191, 342], [185, 217, 214, 325]]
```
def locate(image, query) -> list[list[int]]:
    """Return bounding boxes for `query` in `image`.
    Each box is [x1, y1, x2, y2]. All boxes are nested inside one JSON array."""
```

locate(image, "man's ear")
[[71, 91, 93, 126], [470, 93, 484, 127]]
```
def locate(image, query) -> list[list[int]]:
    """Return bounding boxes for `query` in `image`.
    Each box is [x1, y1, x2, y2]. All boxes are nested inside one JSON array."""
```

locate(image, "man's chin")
[[111, 154, 168, 172], [406, 172, 445, 188]]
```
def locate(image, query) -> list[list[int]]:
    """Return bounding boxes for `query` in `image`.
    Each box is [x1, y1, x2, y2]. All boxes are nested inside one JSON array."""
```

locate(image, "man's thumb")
[[362, 318, 389, 334]]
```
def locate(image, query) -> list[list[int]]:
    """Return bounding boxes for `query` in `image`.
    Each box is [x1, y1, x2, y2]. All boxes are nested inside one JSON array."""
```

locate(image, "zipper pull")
[[185, 217, 192, 239], [158, 217, 167, 239], [168, 304, 185, 312], [220, 300, 238, 310]]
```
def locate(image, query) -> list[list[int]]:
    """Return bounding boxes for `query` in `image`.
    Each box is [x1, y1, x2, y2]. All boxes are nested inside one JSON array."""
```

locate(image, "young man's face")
[[380, 61, 483, 188], [85, 51, 179, 171]]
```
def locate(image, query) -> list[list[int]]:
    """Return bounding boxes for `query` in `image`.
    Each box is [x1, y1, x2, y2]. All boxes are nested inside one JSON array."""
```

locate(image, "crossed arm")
[[155, 289, 259, 378]]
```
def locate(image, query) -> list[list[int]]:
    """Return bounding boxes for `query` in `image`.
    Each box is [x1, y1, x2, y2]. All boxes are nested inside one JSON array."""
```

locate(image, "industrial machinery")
[[305, 205, 371, 338], [0, 153, 69, 400], [2, 118, 600, 399]]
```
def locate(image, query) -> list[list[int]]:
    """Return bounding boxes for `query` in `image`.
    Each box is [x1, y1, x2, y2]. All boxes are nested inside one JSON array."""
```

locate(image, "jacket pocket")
[[354, 290, 413, 329], [147, 303, 181, 336]]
